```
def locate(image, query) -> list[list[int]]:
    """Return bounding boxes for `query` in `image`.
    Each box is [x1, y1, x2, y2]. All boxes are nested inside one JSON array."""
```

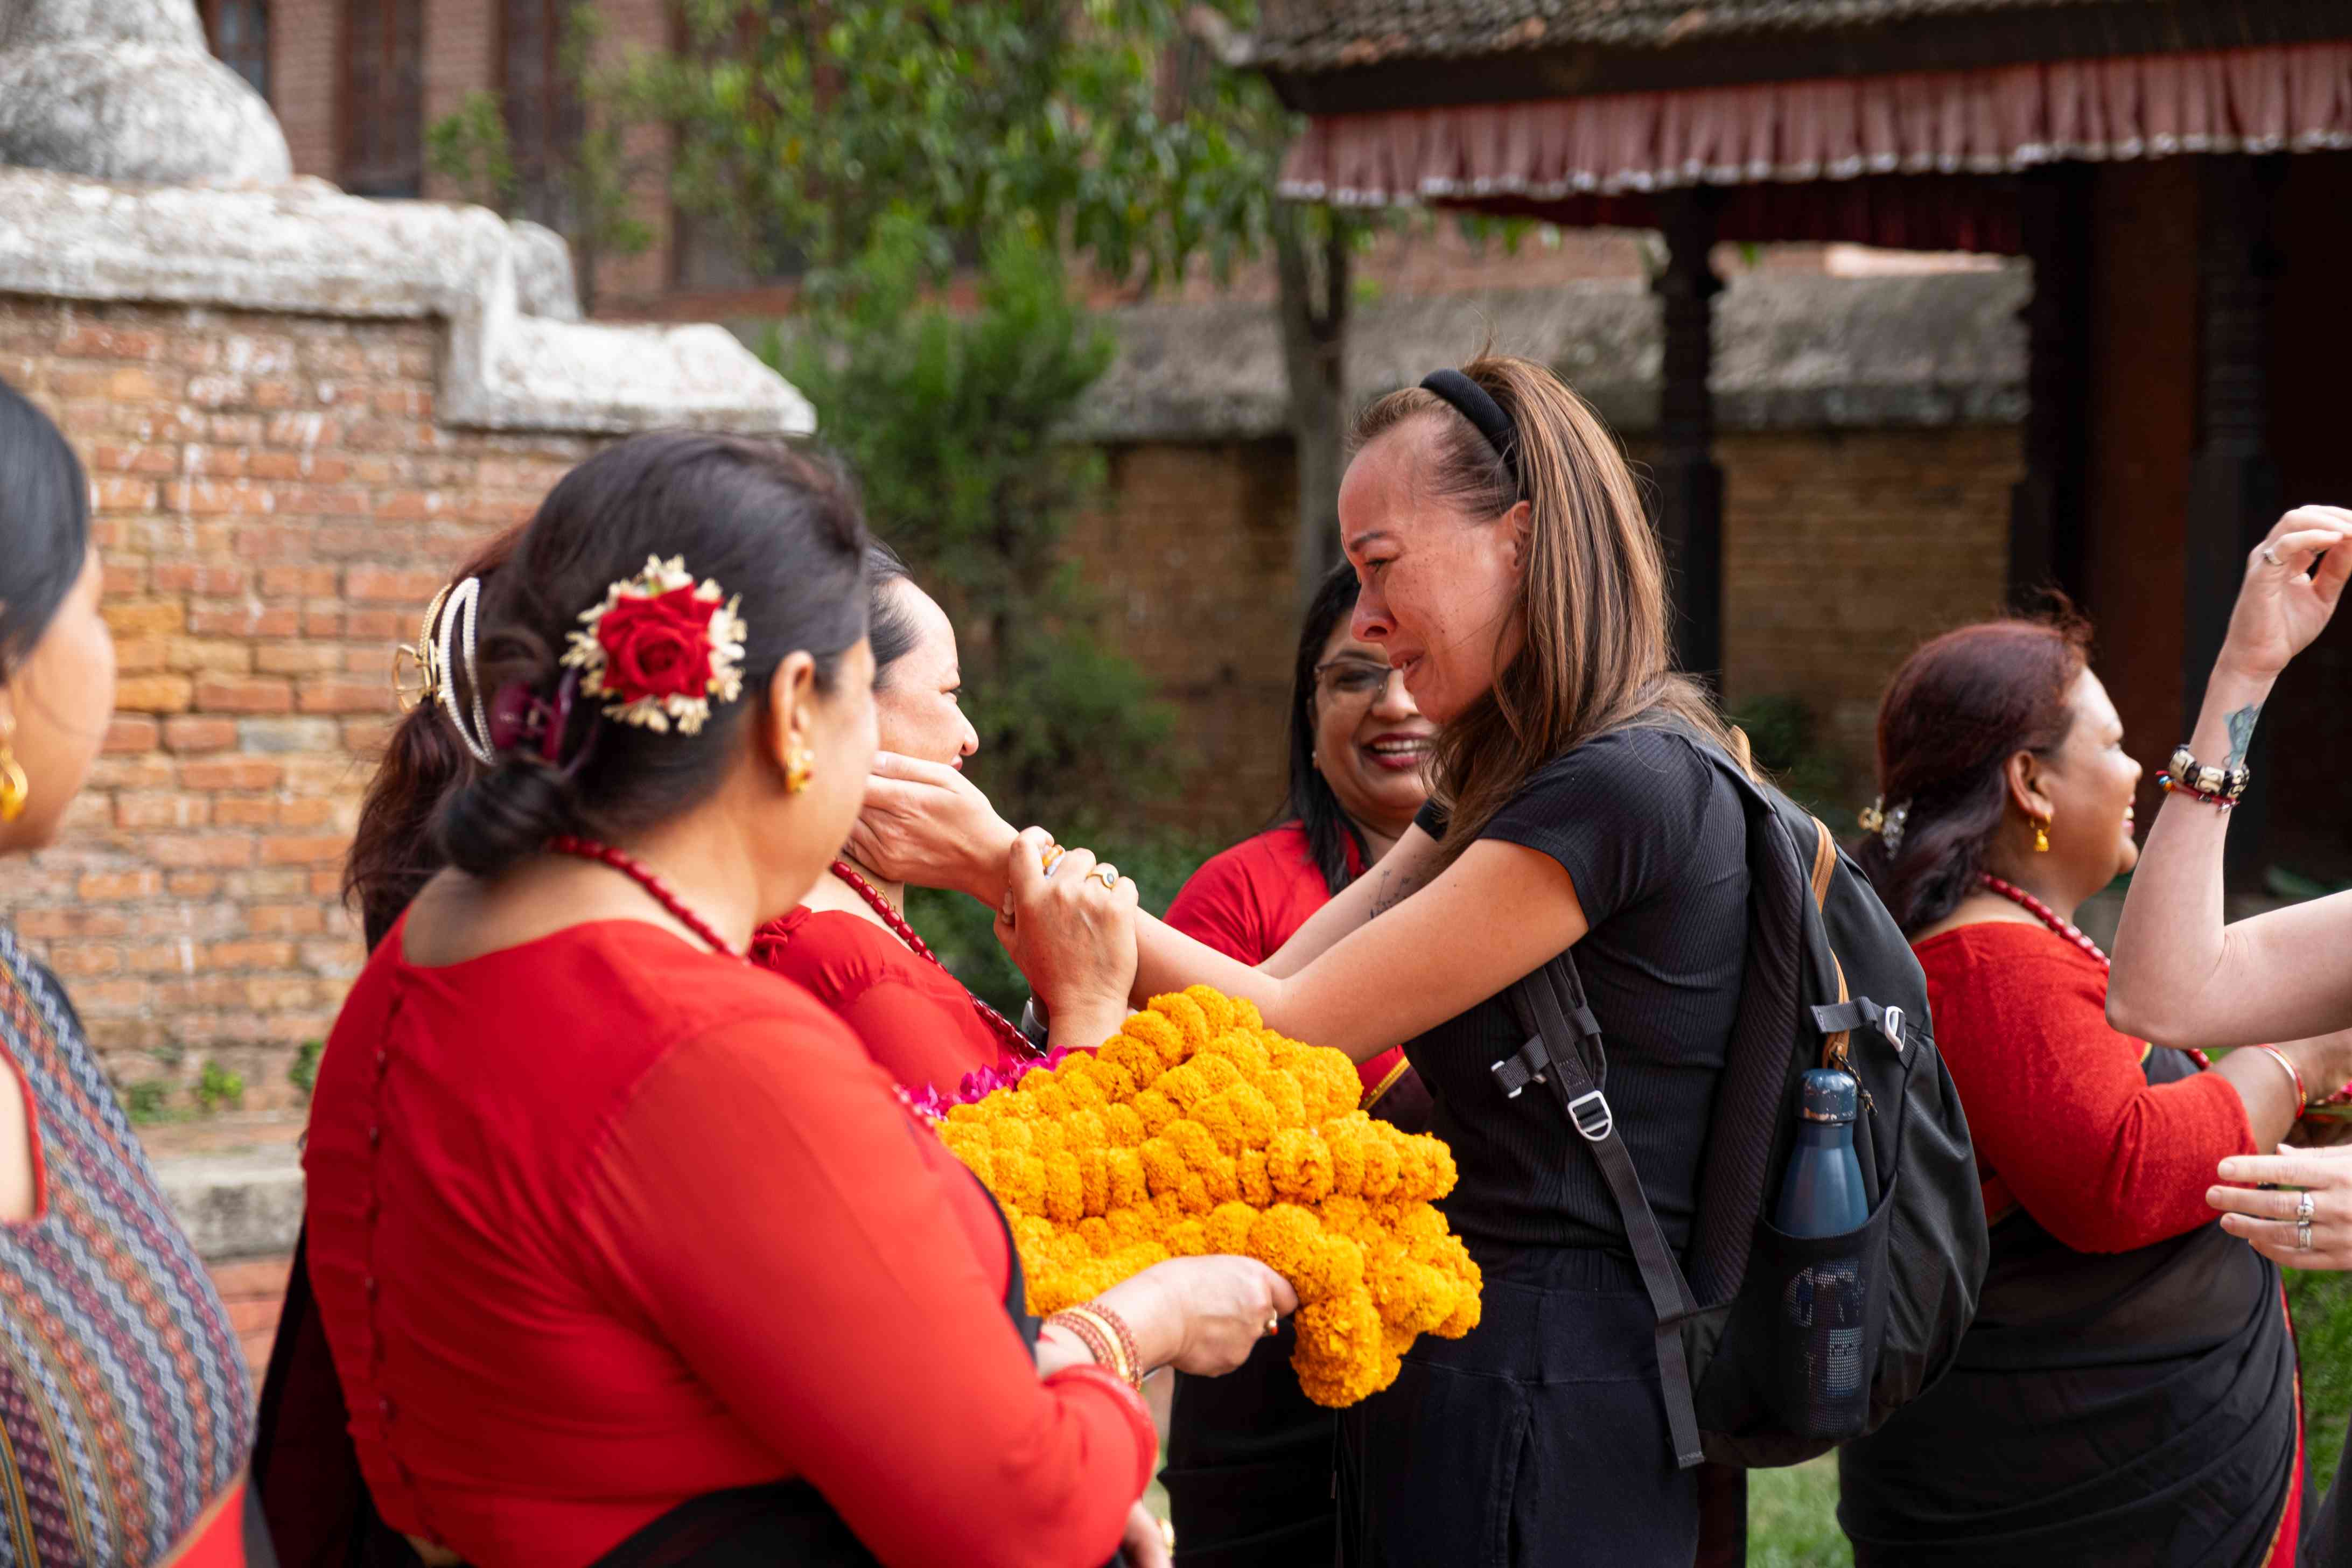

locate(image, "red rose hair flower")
[[562, 555, 748, 734]]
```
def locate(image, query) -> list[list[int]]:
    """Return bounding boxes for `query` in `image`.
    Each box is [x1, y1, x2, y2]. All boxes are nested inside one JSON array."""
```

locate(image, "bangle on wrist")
[[1048, 1304, 1142, 1387], [1046, 1311, 1117, 1376], [2251, 1045, 2308, 1118]]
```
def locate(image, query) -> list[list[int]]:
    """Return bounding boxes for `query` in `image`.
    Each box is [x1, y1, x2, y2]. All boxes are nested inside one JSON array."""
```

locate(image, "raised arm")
[[2109, 507, 2352, 1047], [999, 825, 1586, 1064]]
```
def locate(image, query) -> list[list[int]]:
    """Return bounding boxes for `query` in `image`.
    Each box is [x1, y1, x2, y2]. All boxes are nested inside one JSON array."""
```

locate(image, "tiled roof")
[[1246, 0, 2155, 72]]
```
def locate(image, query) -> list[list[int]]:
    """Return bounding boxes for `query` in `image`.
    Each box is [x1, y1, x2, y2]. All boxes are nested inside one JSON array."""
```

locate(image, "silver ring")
[[2298, 1218, 2315, 1251], [2263, 547, 2285, 566], [1093, 865, 1119, 891], [2298, 1191, 2316, 1223]]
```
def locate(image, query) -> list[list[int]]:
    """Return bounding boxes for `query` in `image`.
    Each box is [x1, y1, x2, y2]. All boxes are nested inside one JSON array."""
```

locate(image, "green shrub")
[[195, 1061, 244, 1115], [772, 219, 1176, 838], [289, 1039, 325, 1098], [120, 1080, 173, 1124]]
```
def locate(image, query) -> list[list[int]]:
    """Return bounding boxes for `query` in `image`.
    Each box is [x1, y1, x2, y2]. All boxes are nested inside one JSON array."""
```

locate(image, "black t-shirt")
[[1406, 724, 1748, 1252]]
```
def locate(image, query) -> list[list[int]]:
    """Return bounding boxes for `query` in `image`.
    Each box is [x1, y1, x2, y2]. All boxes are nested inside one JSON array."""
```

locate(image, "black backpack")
[[1493, 736, 1987, 1472]]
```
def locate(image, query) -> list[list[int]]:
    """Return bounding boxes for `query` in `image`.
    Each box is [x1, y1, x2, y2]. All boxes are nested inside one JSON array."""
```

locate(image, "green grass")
[[1749, 1457, 1851, 1567]]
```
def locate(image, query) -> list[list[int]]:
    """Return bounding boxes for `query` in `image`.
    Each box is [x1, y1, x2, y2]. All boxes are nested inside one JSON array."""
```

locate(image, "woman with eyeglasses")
[[1155, 561, 1436, 1567]]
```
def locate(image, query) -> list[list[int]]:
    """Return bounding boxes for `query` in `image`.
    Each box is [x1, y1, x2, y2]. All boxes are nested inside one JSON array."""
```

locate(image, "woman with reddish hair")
[[1835, 615, 2350, 1567]]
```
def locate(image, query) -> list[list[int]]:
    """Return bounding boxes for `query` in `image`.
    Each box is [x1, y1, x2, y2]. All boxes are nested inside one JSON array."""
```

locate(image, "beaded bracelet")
[[2162, 744, 2250, 807], [2250, 1045, 2308, 1118], [1047, 1305, 1142, 1387], [1045, 1311, 1121, 1382], [1085, 1302, 1142, 1382], [2158, 773, 2238, 811]]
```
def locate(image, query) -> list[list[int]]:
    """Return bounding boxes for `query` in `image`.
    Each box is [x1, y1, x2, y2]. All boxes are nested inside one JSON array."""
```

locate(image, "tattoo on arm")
[[2225, 702, 2264, 769], [1368, 865, 1426, 920]]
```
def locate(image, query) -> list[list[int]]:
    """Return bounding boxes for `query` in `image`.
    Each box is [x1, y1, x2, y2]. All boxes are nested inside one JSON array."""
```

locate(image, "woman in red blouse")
[[1835, 617, 2352, 1568], [752, 544, 1124, 1094], [1158, 562, 1433, 1567], [300, 434, 1293, 1568]]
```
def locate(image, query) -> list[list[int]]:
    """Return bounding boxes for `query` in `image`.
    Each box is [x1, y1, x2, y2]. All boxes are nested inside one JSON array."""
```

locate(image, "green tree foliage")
[[774, 218, 1172, 838], [425, 91, 519, 213], [622, 0, 1269, 291]]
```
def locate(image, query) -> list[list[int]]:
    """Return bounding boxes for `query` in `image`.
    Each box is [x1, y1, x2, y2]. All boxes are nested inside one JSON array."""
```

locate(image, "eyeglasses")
[[1313, 659, 1403, 700]]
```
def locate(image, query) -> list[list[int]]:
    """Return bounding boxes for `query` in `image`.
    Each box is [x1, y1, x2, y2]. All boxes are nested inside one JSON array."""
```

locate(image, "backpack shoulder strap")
[[1501, 956, 1706, 1469]]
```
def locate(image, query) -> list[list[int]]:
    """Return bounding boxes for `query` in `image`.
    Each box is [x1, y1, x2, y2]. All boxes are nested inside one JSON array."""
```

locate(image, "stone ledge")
[[156, 1143, 303, 1263], [1069, 268, 2027, 444], [0, 169, 815, 437]]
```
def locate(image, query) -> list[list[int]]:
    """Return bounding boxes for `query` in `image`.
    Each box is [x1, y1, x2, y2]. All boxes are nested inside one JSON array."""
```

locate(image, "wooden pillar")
[[1653, 188, 1726, 682], [2008, 165, 2094, 608], [2183, 155, 2285, 884]]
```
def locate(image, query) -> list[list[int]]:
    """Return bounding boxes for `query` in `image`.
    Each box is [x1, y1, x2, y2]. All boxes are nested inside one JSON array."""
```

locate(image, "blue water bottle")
[[1774, 1067, 1871, 1436]]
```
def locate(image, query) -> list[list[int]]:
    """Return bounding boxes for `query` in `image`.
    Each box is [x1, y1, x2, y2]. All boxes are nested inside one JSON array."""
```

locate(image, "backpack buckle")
[[1490, 1036, 1551, 1100], [1567, 1089, 1613, 1142]]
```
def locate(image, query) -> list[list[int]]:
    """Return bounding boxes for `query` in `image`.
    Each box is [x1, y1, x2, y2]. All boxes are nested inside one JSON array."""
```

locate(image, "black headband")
[[1419, 369, 1519, 485]]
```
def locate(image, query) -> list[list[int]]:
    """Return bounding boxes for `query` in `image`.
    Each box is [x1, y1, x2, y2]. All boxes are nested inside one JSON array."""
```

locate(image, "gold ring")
[[1039, 844, 1067, 875], [1094, 865, 1119, 890], [1160, 1518, 1176, 1551], [1264, 1314, 1279, 1336]]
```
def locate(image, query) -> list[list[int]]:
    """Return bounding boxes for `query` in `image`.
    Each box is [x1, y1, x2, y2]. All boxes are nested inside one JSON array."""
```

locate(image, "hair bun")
[[435, 756, 583, 880]]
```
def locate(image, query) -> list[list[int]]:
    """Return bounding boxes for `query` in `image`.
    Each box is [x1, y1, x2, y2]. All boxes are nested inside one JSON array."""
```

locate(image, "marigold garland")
[[936, 985, 1482, 1408]]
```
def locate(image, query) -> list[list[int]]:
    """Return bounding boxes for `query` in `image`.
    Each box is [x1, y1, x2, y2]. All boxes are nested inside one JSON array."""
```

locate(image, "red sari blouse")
[[303, 918, 1152, 1568], [1916, 921, 2256, 1244], [753, 906, 1006, 1095], [1164, 822, 1408, 1102]]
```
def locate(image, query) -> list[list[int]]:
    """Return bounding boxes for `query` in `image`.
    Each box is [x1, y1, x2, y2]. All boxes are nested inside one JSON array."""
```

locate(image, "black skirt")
[[1839, 1204, 2296, 1568]]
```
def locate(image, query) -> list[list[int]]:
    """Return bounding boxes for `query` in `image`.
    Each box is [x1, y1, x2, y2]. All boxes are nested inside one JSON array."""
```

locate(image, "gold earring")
[[0, 717, 26, 825], [2033, 817, 2050, 854], [785, 746, 815, 795]]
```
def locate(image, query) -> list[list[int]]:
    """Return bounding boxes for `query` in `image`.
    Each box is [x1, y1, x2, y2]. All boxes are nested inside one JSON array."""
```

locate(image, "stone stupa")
[[0, 0, 292, 185]]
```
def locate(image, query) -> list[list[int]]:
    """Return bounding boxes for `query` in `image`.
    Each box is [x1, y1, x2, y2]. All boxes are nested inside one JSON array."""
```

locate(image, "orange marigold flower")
[[1133, 1088, 1181, 1137], [1270, 1127, 1335, 1203], [939, 986, 1482, 1408], [1238, 1148, 1273, 1207]]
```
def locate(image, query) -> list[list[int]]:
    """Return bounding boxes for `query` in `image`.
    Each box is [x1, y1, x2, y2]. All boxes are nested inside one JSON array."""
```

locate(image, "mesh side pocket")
[[1752, 1174, 1900, 1444]]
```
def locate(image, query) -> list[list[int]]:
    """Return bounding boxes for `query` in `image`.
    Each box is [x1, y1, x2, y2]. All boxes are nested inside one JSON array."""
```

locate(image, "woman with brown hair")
[[1832, 614, 2348, 1567], [857, 355, 1755, 1563]]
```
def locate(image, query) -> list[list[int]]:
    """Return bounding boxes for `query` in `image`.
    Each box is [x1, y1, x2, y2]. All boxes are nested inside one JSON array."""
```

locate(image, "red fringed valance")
[[1278, 41, 2352, 251]]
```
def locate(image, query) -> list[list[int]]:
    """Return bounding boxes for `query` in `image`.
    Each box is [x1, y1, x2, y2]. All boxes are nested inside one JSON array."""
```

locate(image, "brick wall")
[[1069, 440, 1301, 841], [271, 0, 338, 179], [0, 295, 593, 1114], [1714, 425, 2022, 801]]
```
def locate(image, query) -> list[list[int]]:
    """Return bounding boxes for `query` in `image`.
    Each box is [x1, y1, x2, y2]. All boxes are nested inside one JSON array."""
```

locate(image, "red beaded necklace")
[[1977, 873, 2211, 1069], [546, 835, 947, 1121], [828, 859, 1038, 1060], [549, 834, 742, 960]]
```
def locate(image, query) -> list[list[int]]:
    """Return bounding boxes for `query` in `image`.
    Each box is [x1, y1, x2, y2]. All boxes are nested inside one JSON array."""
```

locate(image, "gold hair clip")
[[390, 584, 452, 712]]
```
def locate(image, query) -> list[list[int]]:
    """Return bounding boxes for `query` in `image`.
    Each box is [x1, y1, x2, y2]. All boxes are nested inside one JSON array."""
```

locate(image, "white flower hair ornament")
[[560, 555, 749, 735]]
